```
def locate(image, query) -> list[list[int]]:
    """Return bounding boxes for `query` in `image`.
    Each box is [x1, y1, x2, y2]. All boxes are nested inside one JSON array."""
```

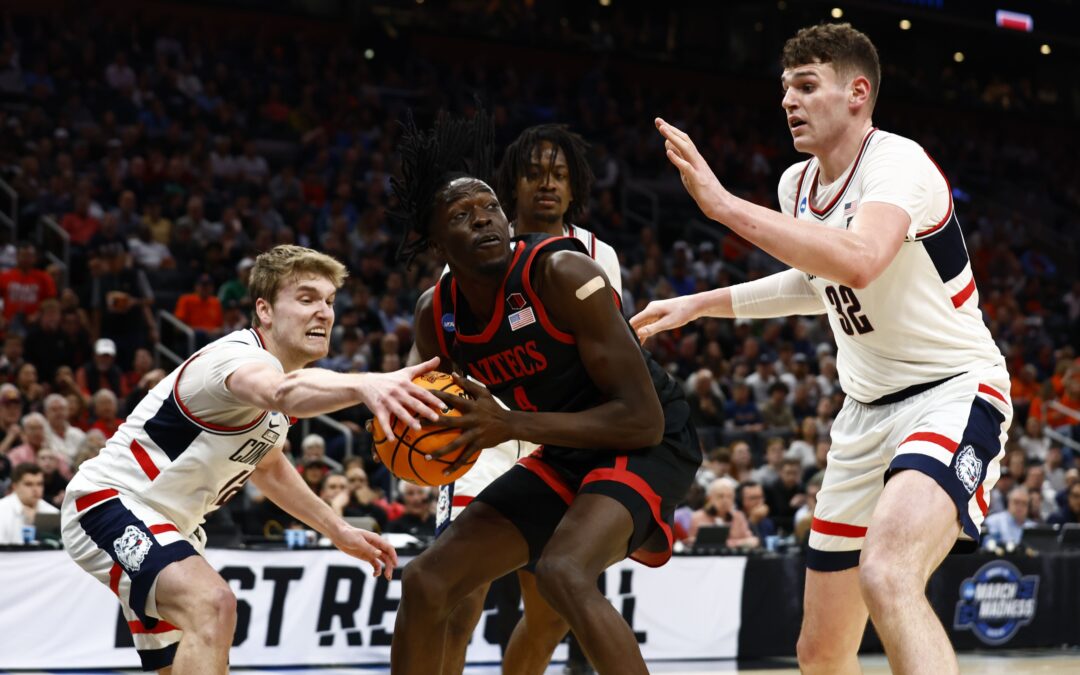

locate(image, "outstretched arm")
[[655, 118, 909, 290], [226, 359, 443, 440], [250, 448, 398, 579]]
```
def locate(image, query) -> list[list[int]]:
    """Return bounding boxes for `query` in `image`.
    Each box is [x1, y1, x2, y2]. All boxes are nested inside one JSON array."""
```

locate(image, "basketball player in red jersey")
[[389, 112, 699, 675], [437, 124, 619, 675]]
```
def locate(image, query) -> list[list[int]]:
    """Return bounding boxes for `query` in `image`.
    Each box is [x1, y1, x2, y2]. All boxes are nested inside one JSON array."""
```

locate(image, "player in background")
[[631, 23, 1011, 675], [437, 124, 622, 675], [390, 110, 699, 675], [61, 245, 443, 674]]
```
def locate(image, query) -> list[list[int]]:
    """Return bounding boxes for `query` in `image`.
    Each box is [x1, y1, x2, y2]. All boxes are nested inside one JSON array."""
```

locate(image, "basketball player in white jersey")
[[631, 23, 1011, 675], [61, 245, 444, 674], [434, 123, 621, 675]]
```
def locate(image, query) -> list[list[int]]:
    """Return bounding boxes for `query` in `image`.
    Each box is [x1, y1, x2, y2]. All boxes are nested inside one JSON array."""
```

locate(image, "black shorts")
[[473, 422, 700, 568]]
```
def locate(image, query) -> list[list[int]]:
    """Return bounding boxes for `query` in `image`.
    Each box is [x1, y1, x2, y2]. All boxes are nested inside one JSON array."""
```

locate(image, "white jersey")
[[66, 329, 289, 534], [778, 128, 1005, 404]]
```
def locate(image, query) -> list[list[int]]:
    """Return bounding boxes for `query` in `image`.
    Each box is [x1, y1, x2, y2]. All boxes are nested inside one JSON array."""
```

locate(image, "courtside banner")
[[0, 550, 745, 668]]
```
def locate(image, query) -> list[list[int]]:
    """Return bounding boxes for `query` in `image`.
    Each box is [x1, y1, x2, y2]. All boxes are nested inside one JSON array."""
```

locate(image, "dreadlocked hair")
[[496, 123, 595, 225], [391, 108, 496, 267]]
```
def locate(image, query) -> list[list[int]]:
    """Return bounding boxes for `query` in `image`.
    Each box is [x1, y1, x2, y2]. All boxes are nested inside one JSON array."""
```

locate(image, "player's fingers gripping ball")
[[370, 371, 474, 486]]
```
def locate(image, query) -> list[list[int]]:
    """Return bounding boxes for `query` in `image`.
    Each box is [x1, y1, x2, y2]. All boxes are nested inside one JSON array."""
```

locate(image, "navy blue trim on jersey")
[[888, 397, 1005, 541], [139, 643, 179, 671], [921, 213, 969, 283], [145, 393, 205, 461], [435, 481, 453, 537], [79, 499, 199, 626], [806, 547, 861, 572]]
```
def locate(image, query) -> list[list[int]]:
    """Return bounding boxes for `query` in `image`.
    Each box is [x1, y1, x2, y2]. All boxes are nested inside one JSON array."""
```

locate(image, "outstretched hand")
[[655, 118, 729, 221], [360, 357, 444, 441], [426, 375, 512, 475], [629, 297, 699, 343], [332, 526, 399, 580]]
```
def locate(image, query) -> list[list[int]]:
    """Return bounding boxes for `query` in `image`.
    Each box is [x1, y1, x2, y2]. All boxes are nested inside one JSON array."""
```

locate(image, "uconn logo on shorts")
[[114, 525, 153, 573], [954, 561, 1038, 645], [955, 445, 983, 494]]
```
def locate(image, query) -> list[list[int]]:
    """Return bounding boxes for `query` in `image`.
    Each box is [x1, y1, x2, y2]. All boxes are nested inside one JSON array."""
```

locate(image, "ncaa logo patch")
[[954, 560, 1038, 645], [441, 313, 456, 333], [506, 292, 527, 311], [114, 525, 153, 573], [799, 196, 808, 213], [955, 444, 983, 494]]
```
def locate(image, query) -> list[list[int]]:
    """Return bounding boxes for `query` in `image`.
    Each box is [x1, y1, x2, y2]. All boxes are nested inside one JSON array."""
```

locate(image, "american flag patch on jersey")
[[844, 200, 858, 218], [508, 307, 536, 331]]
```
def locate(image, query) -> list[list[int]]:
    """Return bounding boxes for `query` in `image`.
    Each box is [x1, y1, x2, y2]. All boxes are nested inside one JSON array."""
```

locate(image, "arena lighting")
[[996, 9, 1034, 32], [364, 48, 375, 60], [598, 0, 612, 6], [953, 51, 965, 62], [899, 19, 912, 30], [1040, 44, 1051, 55], [831, 7, 844, 18]]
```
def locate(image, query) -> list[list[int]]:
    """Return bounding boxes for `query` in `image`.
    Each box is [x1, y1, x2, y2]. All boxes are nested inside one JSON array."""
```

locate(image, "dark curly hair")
[[782, 23, 881, 108], [391, 109, 496, 267], [495, 123, 594, 226]]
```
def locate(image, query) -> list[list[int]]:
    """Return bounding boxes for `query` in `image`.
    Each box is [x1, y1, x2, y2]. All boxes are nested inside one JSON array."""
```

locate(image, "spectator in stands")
[[13, 362, 44, 412], [767, 458, 807, 534], [42, 393, 84, 463], [218, 257, 254, 312], [696, 446, 732, 488], [76, 338, 124, 396], [104, 51, 135, 91], [60, 193, 100, 248], [751, 436, 786, 487], [22, 299, 67, 383], [318, 471, 350, 516], [89, 241, 156, 365], [121, 365, 165, 417], [318, 328, 367, 373], [1019, 414, 1052, 462], [737, 480, 776, 542], [746, 354, 779, 404], [143, 198, 172, 245], [687, 368, 725, 431], [299, 433, 343, 473], [0, 334, 25, 385], [724, 382, 763, 433], [1023, 465, 1057, 521], [59, 307, 93, 370], [0, 384, 27, 456], [760, 381, 797, 434], [1011, 364, 1041, 425], [112, 190, 142, 235], [7, 412, 72, 479], [127, 223, 174, 271], [386, 482, 435, 538], [730, 440, 755, 483], [1044, 446, 1067, 494], [1048, 482, 1080, 525], [174, 273, 224, 345], [786, 416, 819, 469], [236, 140, 270, 185], [0, 463, 59, 544], [0, 241, 57, 331], [689, 477, 758, 548], [175, 195, 213, 245], [87, 388, 122, 439], [794, 473, 824, 544], [299, 456, 332, 494], [342, 462, 389, 531], [120, 348, 154, 394], [37, 447, 68, 507], [983, 486, 1035, 549]]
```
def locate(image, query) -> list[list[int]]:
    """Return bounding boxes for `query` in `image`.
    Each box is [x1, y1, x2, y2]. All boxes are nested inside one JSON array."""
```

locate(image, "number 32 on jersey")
[[825, 284, 874, 336]]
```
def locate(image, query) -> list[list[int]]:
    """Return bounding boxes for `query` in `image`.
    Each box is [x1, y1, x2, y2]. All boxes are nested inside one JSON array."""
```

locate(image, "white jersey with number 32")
[[777, 128, 1005, 403]]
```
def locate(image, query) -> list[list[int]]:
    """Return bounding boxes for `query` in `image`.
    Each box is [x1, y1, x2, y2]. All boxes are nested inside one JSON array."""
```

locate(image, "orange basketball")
[[370, 371, 474, 486]]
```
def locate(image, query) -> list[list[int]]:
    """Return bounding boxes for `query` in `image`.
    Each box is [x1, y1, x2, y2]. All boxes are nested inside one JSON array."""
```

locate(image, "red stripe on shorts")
[[978, 384, 1007, 405], [975, 486, 989, 516], [75, 489, 119, 512], [518, 456, 574, 505], [581, 456, 675, 568], [950, 278, 976, 308], [811, 517, 868, 538], [451, 495, 473, 508], [130, 440, 160, 480], [149, 524, 178, 535], [128, 620, 180, 634], [109, 563, 122, 596], [900, 432, 959, 453]]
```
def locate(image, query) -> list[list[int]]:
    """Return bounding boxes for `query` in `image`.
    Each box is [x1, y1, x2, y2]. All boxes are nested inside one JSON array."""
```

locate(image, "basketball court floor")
[[5, 650, 1079, 673]]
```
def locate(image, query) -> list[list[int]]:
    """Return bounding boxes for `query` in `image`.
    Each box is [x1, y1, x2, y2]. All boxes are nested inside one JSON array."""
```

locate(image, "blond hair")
[[248, 245, 348, 327]]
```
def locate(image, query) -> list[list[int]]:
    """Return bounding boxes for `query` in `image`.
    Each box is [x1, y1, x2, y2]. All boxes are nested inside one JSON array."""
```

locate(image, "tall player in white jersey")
[[433, 123, 621, 675], [60, 245, 444, 674], [631, 23, 1010, 675]]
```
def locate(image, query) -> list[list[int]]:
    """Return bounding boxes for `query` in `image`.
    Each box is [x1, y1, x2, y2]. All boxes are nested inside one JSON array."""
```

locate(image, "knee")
[[400, 558, 449, 612], [186, 584, 237, 643], [533, 556, 589, 611], [859, 551, 917, 613]]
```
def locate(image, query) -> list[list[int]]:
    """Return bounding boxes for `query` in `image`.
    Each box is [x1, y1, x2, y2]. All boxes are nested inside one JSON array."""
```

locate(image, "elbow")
[[271, 371, 302, 411], [626, 402, 665, 449]]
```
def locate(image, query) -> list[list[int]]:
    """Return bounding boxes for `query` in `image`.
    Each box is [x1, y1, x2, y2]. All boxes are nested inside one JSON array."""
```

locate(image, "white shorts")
[[61, 478, 203, 670], [808, 367, 1011, 571], [436, 439, 537, 535]]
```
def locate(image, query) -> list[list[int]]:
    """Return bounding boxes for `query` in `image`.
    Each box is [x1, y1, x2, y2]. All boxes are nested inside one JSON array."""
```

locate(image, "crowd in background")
[[1, 5, 1078, 547]]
